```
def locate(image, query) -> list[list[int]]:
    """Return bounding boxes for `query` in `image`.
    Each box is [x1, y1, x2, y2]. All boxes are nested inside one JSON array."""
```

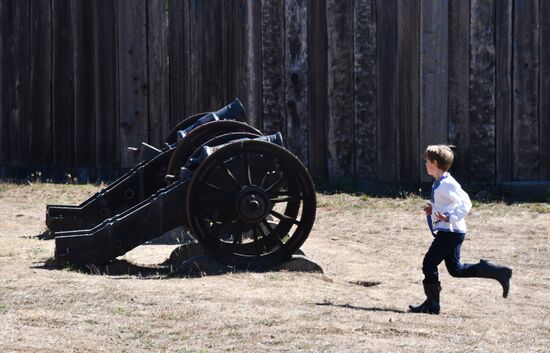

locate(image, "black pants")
[[422, 231, 479, 283]]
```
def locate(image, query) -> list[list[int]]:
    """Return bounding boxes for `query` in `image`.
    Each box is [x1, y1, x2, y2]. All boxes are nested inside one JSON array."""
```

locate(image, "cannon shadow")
[[32, 255, 290, 279], [32, 241, 321, 278], [33, 257, 178, 278]]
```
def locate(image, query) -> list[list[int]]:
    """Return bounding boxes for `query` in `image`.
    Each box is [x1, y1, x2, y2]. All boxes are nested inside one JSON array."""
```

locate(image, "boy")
[[409, 145, 513, 315]]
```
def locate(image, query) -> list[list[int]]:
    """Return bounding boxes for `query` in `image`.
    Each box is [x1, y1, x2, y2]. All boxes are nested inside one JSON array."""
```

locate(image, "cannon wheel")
[[166, 120, 262, 179], [186, 140, 316, 269]]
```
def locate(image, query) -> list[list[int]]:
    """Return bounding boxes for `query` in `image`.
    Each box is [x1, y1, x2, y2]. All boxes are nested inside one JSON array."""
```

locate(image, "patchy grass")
[[0, 181, 102, 204], [0, 183, 549, 352]]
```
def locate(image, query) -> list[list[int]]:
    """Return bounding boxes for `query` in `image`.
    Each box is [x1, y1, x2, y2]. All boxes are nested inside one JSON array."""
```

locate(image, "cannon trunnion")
[[47, 100, 316, 270]]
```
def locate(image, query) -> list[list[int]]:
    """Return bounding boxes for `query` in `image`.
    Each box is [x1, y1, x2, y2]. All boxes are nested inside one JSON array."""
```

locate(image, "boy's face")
[[425, 158, 440, 177]]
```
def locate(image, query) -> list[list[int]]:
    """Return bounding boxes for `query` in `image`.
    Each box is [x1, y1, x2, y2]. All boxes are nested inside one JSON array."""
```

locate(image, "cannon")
[[46, 100, 316, 269]]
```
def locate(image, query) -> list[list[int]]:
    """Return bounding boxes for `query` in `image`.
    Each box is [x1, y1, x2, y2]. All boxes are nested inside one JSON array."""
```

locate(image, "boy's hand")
[[434, 212, 449, 222], [423, 203, 432, 215]]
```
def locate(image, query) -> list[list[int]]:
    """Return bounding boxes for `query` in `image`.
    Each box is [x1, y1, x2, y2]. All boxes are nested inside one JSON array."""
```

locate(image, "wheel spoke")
[[197, 207, 233, 218], [252, 225, 265, 256], [219, 162, 242, 189], [269, 209, 300, 226], [265, 174, 287, 194], [233, 221, 244, 245], [242, 147, 252, 186], [262, 219, 285, 247], [270, 195, 303, 203], [204, 181, 234, 196], [209, 212, 238, 240], [271, 190, 296, 197], [258, 155, 275, 187], [262, 218, 275, 233]]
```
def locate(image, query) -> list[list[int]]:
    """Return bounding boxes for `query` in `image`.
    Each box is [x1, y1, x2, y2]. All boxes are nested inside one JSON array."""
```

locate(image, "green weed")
[[116, 307, 134, 316], [0, 183, 9, 195], [0, 303, 8, 314], [526, 203, 550, 214]]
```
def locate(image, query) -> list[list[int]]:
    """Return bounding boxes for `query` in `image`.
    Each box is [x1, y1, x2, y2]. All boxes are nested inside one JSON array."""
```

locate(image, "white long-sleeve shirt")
[[430, 172, 472, 234]]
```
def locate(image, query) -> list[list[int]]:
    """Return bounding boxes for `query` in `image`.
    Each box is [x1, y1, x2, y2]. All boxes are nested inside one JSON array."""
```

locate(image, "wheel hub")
[[235, 186, 271, 223]]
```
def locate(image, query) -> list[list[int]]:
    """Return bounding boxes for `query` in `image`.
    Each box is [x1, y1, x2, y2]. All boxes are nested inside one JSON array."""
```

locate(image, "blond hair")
[[424, 145, 454, 172]]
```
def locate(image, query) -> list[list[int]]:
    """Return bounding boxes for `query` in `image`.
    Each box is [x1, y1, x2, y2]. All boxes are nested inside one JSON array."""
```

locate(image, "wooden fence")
[[0, 0, 549, 184]]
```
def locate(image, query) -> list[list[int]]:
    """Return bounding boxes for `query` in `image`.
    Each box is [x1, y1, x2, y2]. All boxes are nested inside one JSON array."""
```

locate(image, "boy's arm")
[[442, 183, 472, 223]]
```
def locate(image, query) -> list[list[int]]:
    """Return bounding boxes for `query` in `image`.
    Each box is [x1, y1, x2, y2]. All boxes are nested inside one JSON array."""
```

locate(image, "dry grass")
[[0, 182, 549, 352]]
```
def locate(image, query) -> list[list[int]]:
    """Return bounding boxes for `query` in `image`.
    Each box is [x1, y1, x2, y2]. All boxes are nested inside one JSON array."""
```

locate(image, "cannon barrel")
[[46, 100, 249, 234], [176, 99, 246, 141]]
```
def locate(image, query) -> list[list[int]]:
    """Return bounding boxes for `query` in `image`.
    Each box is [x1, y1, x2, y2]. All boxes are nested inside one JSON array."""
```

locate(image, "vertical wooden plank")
[[221, 0, 262, 129], [29, 0, 52, 166], [512, 0, 539, 180], [12, 0, 31, 166], [73, 0, 95, 169], [377, 0, 397, 181], [353, 0, 377, 180], [261, 0, 285, 135], [420, 0, 448, 182], [397, 0, 420, 183], [448, 0, 470, 182], [326, 0, 353, 179], [541, 0, 550, 180], [52, 0, 74, 167], [188, 0, 224, 114], [169, 0, 188, 126], [0, 0, 12, 164], [222, 0, 237, 106], [284, 0, 308, 164], [495, 0, 512, 182], [243, 0, 262, 129], [148, 0, 170, 146], [307, 0, 327, 178], [469, 0, 496, 183], [327, 0, 354, 179], [93, 0, 119, 168], [2, 0, 31, 167], [118, 0, 148, 168]]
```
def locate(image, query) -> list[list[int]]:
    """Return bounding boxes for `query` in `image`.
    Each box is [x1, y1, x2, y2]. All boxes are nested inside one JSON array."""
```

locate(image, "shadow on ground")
[[31, 253, 322, 279], [33, 257, 180, 278], [315, 301, 406, 314], [33, 256, 238, 278]]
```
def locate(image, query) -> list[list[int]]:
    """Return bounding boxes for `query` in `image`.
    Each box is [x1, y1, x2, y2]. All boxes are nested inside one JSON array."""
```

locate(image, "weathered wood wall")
[[0, 0, 549, 184]]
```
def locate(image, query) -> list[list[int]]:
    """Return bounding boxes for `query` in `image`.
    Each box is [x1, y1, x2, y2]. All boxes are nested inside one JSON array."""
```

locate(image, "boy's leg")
[[443, 232, 478, 277], [422, 234, 453, 283], [443, 232, 513, 298], [475, 260, 513, 298], [409, 235, 451, 314]]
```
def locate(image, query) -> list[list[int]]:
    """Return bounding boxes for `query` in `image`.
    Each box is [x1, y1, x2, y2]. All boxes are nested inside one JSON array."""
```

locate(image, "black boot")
[[476, 259, 513, 298], [409, 281, 441, 314]]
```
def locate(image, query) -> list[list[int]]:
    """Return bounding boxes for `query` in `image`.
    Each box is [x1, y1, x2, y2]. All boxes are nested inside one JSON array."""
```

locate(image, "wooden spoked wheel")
[[186, 140, 316, 269]]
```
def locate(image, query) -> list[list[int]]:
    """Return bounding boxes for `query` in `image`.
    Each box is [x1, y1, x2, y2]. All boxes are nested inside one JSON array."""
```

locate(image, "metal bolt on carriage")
[[46, 100, 317, 269]]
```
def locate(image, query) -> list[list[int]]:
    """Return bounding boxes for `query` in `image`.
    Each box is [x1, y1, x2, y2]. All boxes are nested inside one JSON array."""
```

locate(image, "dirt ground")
[[0, 182, 549, 353]]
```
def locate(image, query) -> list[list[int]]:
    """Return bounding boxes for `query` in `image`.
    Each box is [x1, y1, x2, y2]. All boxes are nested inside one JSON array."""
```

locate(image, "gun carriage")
[[46, 100, 316, 269]]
